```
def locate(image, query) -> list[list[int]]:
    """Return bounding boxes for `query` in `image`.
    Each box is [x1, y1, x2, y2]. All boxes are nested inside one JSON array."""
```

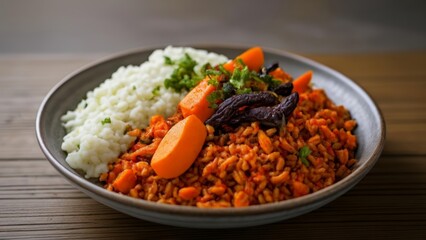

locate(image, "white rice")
[[61, 46, 228, 178]]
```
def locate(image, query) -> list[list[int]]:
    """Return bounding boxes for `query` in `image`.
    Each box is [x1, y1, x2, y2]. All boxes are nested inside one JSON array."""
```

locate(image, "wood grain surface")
[[0, 53, 425, 239]]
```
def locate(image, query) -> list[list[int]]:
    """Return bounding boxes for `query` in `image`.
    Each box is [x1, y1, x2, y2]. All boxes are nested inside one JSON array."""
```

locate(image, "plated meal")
[[60, 46, 358, 208]]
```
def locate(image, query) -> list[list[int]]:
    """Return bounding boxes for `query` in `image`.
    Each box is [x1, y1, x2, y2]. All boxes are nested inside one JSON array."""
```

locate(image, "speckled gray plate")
[[36, 45, 385, 228]]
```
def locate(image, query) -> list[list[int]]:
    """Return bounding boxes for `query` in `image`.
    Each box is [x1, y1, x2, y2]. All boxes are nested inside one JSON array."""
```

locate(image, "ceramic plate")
[[36, 45, 385, 228]]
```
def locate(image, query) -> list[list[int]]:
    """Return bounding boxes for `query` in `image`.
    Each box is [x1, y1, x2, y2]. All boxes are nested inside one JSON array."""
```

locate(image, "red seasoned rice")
[[100, 87, 357, 207]]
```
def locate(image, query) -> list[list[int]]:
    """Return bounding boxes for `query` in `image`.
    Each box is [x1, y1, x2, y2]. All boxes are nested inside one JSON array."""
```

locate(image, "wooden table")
[[1, 52, 425, 239]]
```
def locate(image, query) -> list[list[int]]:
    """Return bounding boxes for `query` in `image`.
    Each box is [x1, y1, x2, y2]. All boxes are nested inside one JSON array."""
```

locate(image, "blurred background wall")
[[0, 0, 425, 54]]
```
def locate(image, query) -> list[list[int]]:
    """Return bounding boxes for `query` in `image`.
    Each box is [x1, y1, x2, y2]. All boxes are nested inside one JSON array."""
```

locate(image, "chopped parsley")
[[205, 69, 222, 78], [206, 90, 223, 109], [236, 87, 252, 95], [200, 63, 212, 76], [222, 82, 235, 98], [152, 86, 160, 97], [299, 146, 312, 166], [101, 117, 111, 125], [253, 73, 281, 89], [164, 53, 202, 92], [164, 56, 174, 65], [218, 65, 230, 77], [229, 65, 250, 90], [206, 82, 231, 109], [207, 77, 220, 87]]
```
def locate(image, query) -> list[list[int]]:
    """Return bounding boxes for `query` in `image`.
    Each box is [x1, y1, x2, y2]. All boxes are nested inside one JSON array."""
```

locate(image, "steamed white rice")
[[61, 46, 228, 178]]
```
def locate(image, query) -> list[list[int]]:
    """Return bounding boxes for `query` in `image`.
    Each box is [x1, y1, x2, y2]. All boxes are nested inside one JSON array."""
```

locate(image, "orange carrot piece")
[[151, 115, 207, 178], [269, 67, 291, 81], [223, 46, 264, 72], [178, 79, 216, 122], [292, 181, 310, 197], [112, 169, 137, 194], [178, 186, 200, 200], [292, 70, 313, 94]]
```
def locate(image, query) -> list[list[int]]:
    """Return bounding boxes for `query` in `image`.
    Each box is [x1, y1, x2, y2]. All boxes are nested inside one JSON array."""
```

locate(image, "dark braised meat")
[[206, 90, 299, 130], [229, 92, 299, 128], [272, 82, 293, 96], [205, 92, 278, 128], [260, 62, 279, 76]]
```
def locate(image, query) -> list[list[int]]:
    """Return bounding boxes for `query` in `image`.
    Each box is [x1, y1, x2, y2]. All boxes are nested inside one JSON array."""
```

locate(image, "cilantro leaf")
[[101, 117, 111, 125], [207, 77, 219, 87], [301, 158, 310, 166], [236, 87, 252, 94], [218, 64, 230, 76], [164, 53, 201, 92], [206, 90, 223, 109], [164, 56, 174, 65], [222, 82, 235, 98], [253, 73, 281, 89], [152, 86, 160, 96], [299, 146, 312, 166], [229, 67, 246, 89], [200, 63, 212, 76], [205, 69, 222, 78]]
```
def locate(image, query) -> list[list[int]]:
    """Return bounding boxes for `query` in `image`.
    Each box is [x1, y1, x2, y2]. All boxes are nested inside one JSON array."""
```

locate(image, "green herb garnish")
[[152, 86, 160, 96], [253, 74, 281, 89], [207, 82, 236, 108], [207, 77, 220, 87], [200, 63, 212, 76], [205, 69, 222, 78], [101, 117, 111, 125], [299, 146, 311, 166], [206, 90, 223, 109], [222, 82, 235, 99], [164, 53, 201, 92], [229, 65, 250, 90], [218, 65, 230, 76], [132, 85, 136, 90], [164, 56, 174, 65], [236, 88, 252, 94]]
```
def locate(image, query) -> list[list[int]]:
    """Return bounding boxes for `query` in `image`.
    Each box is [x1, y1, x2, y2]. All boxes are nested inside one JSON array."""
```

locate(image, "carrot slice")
[[292, 181, 310, 197], [223, 46, 264, 72], [269, 67, 291, 81], [178, 78, 216, 122], [293, 70, 313, 94], [151, 115, 207, 179], [112, 169, 137, 194], [178, 186, 200, 200]]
